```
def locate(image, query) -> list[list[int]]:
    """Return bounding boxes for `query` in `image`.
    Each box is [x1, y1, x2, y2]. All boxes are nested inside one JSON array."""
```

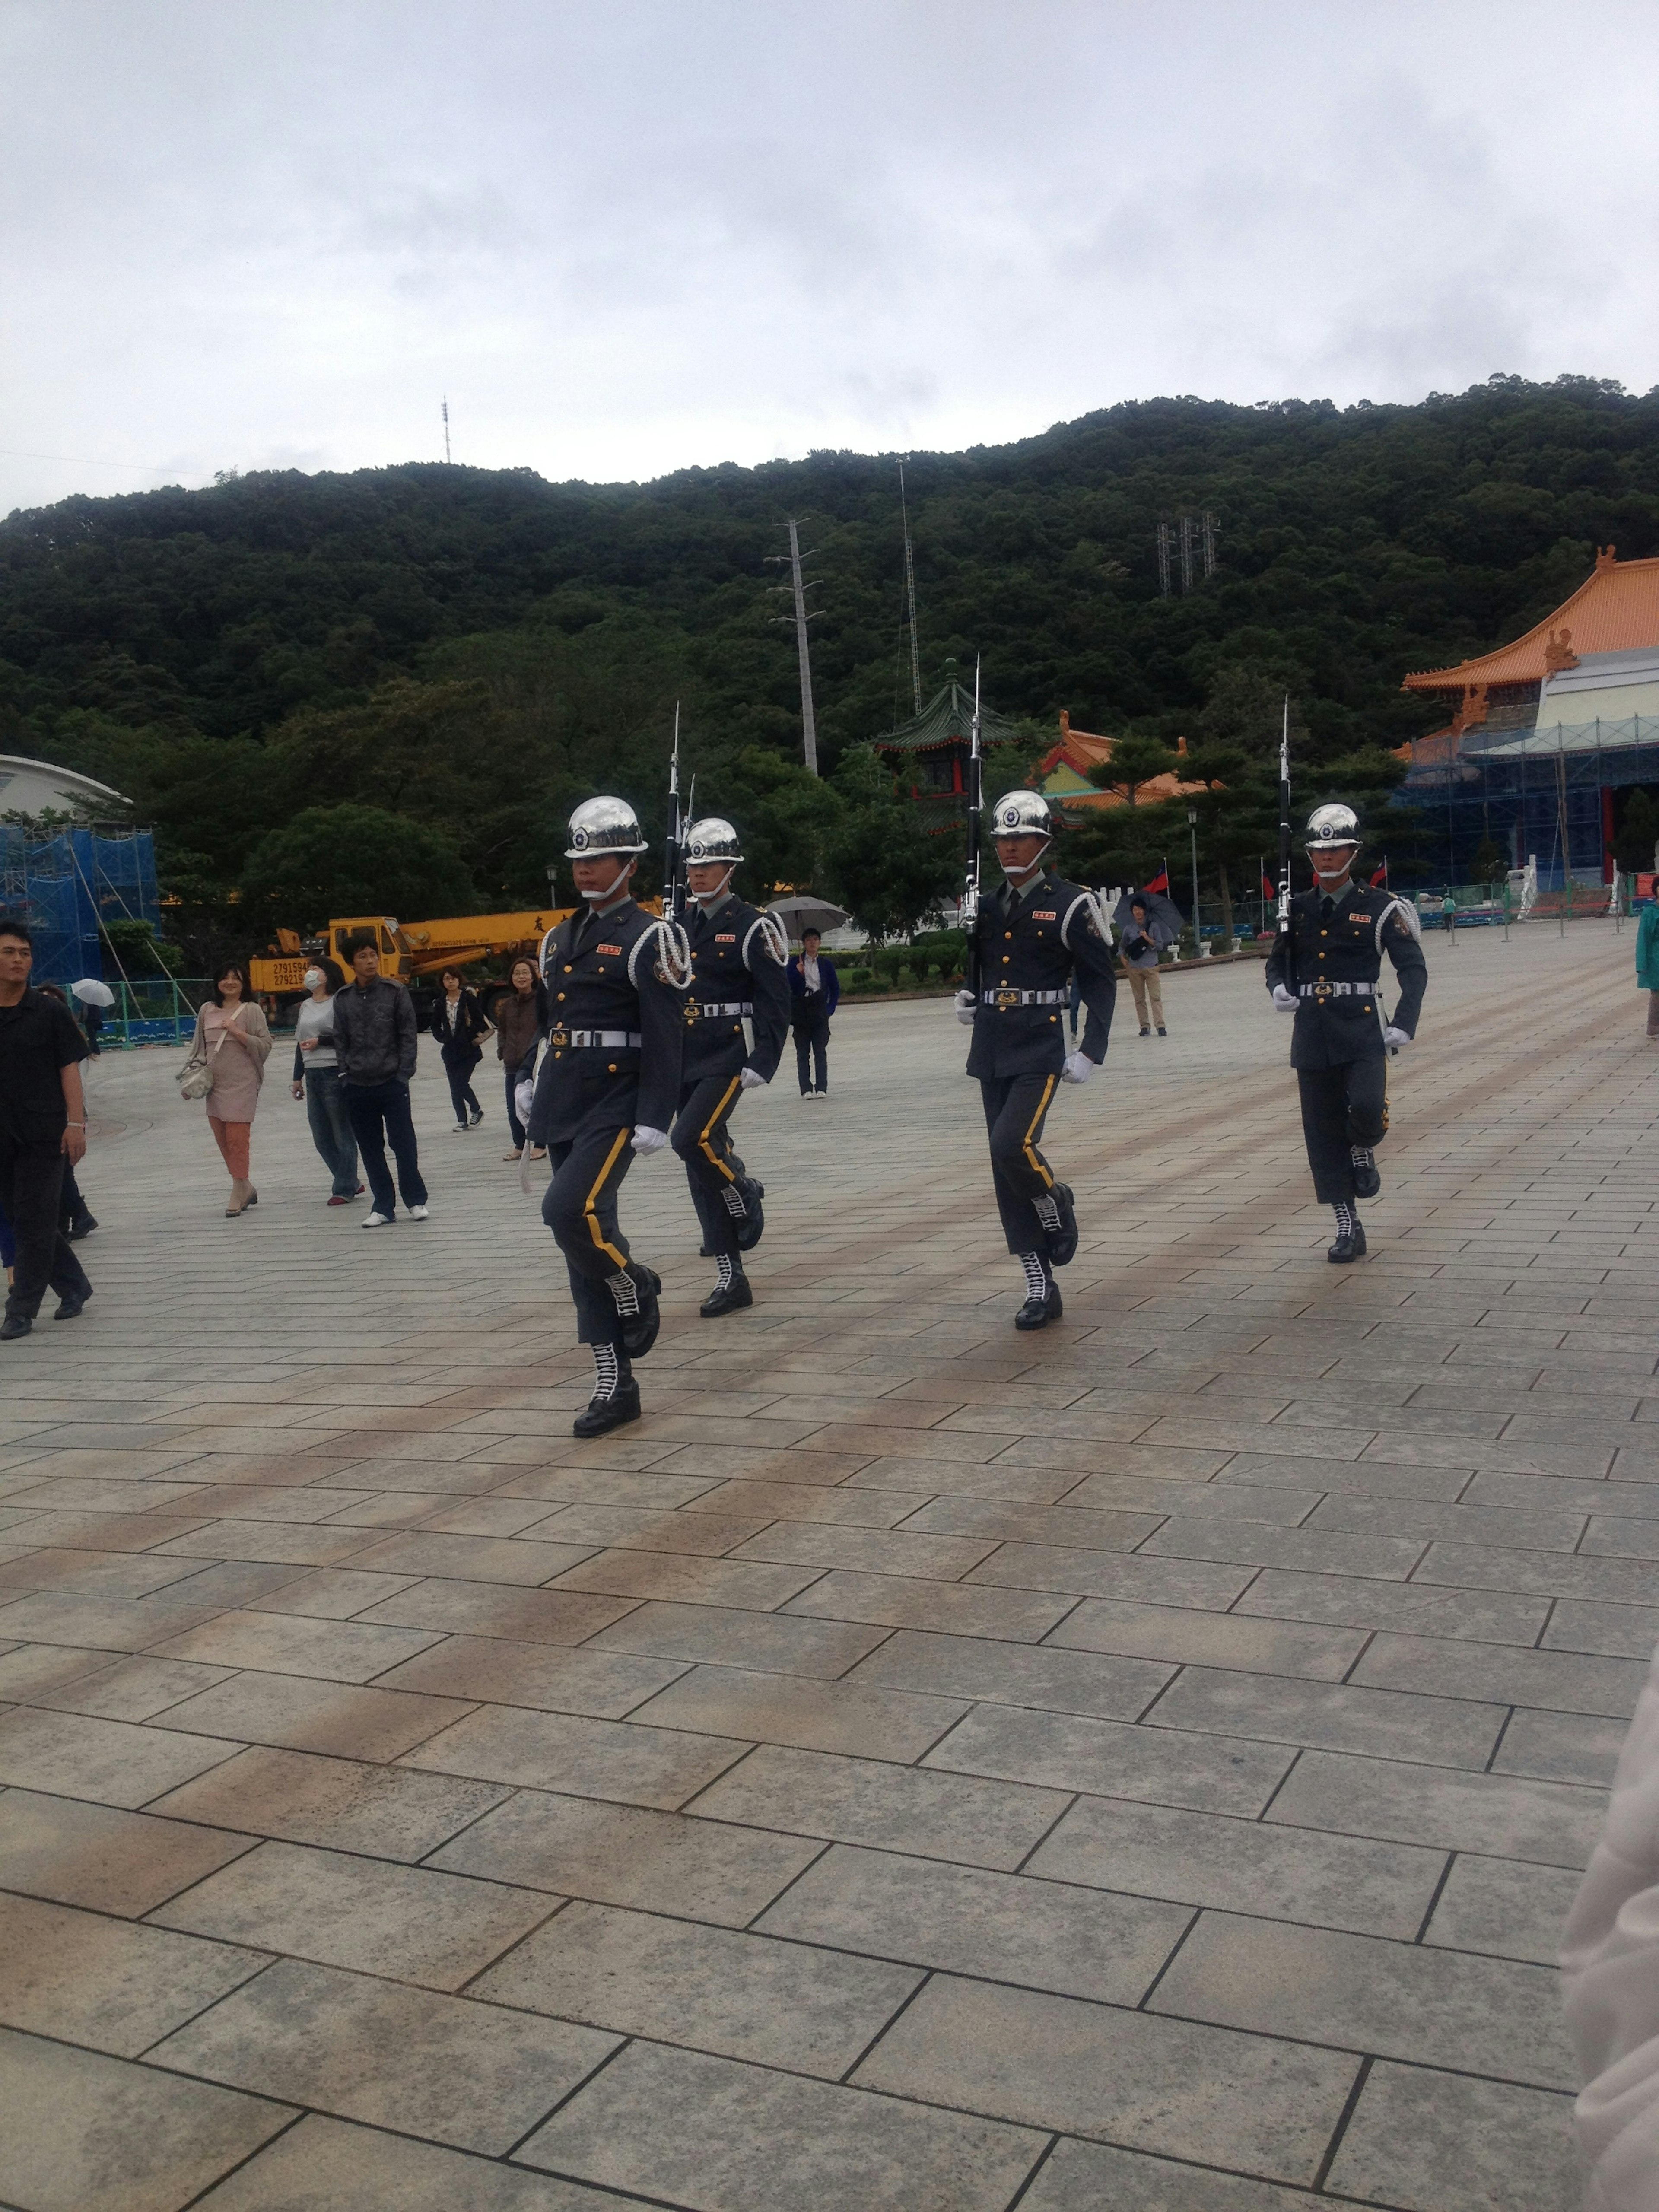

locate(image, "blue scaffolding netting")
[[0, 827, 161, 985]]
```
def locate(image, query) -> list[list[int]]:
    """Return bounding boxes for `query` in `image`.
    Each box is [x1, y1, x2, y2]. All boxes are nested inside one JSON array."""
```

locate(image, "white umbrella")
[[768, 896, 849, 938], [72, 979, 116, 1008]]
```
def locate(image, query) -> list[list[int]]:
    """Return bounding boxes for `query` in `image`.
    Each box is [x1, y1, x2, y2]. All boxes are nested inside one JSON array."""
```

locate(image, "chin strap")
[[695, 868, 737, 907], [580, 865, 636, 905]]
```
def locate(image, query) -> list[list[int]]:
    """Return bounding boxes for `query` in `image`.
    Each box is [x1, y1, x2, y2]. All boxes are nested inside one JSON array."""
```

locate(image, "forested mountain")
[[2, 372, 1654, 950]]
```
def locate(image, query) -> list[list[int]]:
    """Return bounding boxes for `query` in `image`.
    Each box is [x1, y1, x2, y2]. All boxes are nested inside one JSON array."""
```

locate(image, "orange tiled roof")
[[1403, 548, 1659, 693], [1039, 713, 1208, 809]]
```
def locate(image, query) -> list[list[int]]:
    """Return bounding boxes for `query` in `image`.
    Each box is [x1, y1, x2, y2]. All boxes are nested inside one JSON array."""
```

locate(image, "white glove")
[[738, 1067, 767, 1091], [514, 1079, 535, 1122], [631, 1125, 669, 1155], [1271, 984, 1298, 1012], [954, 988, 977, 1027], [1383, 1026, 1411, 1050], [1062, 1050, 1093, 1085]]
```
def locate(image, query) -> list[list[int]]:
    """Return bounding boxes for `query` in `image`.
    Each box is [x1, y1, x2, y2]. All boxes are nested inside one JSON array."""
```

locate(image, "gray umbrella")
[[1112, 887, 1183, 946], [768, 896, 849, 939]]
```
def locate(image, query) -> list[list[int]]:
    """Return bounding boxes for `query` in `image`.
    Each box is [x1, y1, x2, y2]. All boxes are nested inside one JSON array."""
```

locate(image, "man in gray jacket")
[[332, 938, 429, 1226]]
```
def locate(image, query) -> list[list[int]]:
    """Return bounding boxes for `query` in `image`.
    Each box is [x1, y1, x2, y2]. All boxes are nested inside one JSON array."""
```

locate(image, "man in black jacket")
[[1266, 804, 1428, 1263], [528, 797, 689, 1435], [0, 922, 93, 1341], [333, 939, 429, 1226], [954, 791, 1118, 1330], [670, 816, 791, 1318]]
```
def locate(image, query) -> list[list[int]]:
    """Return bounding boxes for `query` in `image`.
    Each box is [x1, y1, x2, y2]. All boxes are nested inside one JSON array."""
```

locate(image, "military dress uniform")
[[671, 889, 791, 1313], [1266, 880, 1427, 1214], [967, 868, 1117, 1321], [528, 894, 685, 1364]]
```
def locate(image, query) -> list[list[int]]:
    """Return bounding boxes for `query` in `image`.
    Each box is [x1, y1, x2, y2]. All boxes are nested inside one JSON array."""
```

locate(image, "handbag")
[[176, 1023, 219, 1100]]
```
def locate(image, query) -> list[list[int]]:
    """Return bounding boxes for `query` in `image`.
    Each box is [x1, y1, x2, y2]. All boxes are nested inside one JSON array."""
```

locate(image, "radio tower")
[[442, 398, 451, 464], [898, 458, 922, 715]]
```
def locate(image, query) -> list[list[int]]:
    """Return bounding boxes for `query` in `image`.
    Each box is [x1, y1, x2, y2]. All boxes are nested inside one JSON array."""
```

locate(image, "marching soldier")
[[953, 790, 1117, 1329], [528, 797, 690, 1435], [1267, 803, 1427, 1263], [671, 817, 792, 1317]]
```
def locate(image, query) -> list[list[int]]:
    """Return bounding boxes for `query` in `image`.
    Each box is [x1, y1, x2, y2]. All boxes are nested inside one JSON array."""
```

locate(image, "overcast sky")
[[3, 0, 1656, 517]]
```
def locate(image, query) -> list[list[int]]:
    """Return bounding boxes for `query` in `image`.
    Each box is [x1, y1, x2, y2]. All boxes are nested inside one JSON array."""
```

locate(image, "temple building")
[[873, 660, 1020, 831], [1398, 548, 1659, 886], [1034, 711, 1208, 815]]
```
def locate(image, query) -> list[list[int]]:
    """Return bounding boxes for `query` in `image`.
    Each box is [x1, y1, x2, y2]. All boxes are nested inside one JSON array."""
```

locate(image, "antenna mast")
[[766, 520, 820, 776], [898, 458, 922, 715], [441, 398, 451, 464]]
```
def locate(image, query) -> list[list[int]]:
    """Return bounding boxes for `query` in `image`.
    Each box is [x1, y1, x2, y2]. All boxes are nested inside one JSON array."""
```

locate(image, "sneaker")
[[1138, 1026, 1150, 1036], [451, 1123, 468, 1133], [362, 1211, 394, 1228], [468, 1108, 484, 1127], [409, 1205, 429, 1221]]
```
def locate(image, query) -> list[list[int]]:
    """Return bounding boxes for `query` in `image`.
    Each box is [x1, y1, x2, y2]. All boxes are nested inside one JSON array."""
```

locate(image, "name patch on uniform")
[[597, 944, 623, 956], [1350, 912, 1372, 924], [1033, 910, 1057, 920], [715, 933, 736, 943]]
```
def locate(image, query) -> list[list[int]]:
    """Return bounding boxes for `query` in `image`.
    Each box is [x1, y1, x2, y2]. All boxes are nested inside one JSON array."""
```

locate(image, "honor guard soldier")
[[1266, 804, 1427, 1263], [953, 790, 1117, 1328], [528, 797, 691, 1434], [671, 817, 792, 1318]]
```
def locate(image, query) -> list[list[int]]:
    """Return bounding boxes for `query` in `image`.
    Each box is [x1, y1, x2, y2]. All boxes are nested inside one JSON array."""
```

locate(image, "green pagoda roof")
[[874, 661, 1020, 755]]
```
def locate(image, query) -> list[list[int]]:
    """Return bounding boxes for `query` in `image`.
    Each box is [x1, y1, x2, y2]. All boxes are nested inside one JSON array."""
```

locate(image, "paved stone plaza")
[[0, 916, 1653, 2211]]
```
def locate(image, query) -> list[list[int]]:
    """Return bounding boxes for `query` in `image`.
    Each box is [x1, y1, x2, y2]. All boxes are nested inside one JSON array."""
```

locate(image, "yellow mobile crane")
[[249, 909, 573, 998]]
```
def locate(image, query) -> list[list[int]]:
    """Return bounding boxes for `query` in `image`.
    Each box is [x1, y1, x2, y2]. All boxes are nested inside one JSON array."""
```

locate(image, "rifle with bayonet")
[[961, 655, 984, 999], [663, 703, 686, 922], [1275, 695, 1295, 994]]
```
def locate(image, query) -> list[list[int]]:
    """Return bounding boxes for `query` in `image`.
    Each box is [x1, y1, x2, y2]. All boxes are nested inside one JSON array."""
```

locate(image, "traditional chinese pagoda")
[[873, 660, 1020, 831], [1034, 712, 1207, 814]]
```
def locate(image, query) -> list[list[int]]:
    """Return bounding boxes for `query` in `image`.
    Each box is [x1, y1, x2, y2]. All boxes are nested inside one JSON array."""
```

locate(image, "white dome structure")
[[0, 753, 129, 819]]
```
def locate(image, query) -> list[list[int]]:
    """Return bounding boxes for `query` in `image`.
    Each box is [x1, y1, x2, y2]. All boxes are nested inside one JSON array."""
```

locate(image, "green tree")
[[820, 746, 959, 942], [240, 804, 478, 933], [1087, 733, 1179, 805], [1612, 789, 1659, 873]]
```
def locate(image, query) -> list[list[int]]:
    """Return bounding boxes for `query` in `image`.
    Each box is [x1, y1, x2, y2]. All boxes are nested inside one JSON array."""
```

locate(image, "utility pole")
[[767, 521, 821, 775], [898, 459, 922, 715], [1179, 514, 1195, 594], [1156, 521, 1173, 599], [1187, 804, 1202, 952], [442, 398, 451, 464], [1201, 509, 1218, 578]]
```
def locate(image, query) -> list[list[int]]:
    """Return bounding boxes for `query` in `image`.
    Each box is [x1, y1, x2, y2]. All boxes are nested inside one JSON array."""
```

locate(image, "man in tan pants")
[[1121, 897, 1167, 1036]]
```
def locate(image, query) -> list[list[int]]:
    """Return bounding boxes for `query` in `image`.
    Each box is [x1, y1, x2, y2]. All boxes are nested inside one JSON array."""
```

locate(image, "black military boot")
[[1042, 1184, 1078, 1268], [1327, 1205, 1367, 1264], [573, 1342, 641, 1437], [608, 1265, 662, 1358], [1350, 1146, 1381, 1200], [732, 1177, 766, 1253], [700, 1257, 754, 1319]]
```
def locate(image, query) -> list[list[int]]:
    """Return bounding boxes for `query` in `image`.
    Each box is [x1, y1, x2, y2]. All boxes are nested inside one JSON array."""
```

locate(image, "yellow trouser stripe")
[[1023, 1074, 1057, 1189], [699, 1076, 742, 1182], [585, 1127, 632, 1270]]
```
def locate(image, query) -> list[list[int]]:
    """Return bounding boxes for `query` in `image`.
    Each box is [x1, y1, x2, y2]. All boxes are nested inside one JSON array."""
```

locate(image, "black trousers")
[[672, 1073, 748, 1262], [345, 1079, 428, 1215], [980, 1071, 1061, 1257], [442, 1046, 482, 1124], [1297, 1058, 1388, 1205], [542, 1122, 639, 1346], [0, 1135, 92, 1322], [792, 1001, 829, 1093]]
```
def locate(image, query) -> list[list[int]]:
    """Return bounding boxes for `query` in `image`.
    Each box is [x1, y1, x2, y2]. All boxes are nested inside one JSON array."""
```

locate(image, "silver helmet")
[[565, 796, 647, 859], [990, 789, 1053, 842], [1304, 803, 1361, 852], [685, 815, 743, 865]]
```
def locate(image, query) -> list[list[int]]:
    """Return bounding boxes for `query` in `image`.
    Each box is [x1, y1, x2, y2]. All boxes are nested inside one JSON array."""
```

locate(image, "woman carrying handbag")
[[181, 962, 272, 1215]]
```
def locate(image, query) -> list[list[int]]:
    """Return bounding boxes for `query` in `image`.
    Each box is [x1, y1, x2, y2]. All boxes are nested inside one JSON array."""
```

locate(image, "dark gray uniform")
[[1266, 882, 1428, 1205], [528, 900, 685, 1345], [671, 896, 791, 1260], [967, 872, 1117, 1254]]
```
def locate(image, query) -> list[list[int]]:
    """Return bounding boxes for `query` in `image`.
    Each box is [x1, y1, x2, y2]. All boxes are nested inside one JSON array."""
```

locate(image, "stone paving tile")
[[588, 1596, 890, 1676], [0, 2025, 293, 2212], [755, 1840, 1191, 2002], [151, 1607, 445, 1682], [626, 1662, 967, 1759], [1017, 2137, 1322, 2210], [353, 1575, 636, 1643], [1492, 1707, 1631, 1787], [1352, 1628, 1648, 1717], [845, 1625, 1175, 1718], [0, 1704, 242, 1806], [514, 2039, 1047, 2212], [1025, 1794, 1446, 1939], [0, 1637, 145, 1697], [372, 1630, 687, 1716], [0, 1889, 268, 2056], [401, 1701, 751, 1806], [852, 1973, 1356, 2185], [1424, 1852, 1583, 1964], [191, 2112, 623, 2209], [0, 1589, 227, 1652], [430, 1789, 820, 1923], [149, 1744, 509, 1858], [150, 1956, 619, 2155], [1545, 1595, 1659, 1657], [0, 1786, 255, 1915], [157, 1669, 474, 1758], [1232, 1567, 1551, 1643], [1147, 1663, 1505, 1767], [1043, 1597, 1365, 1679], [149, 1838, 554, 1988], [27, 1653, 238, 1721], [968, 1543, 1256, 1606], [474, 1898, 921, 2075], [925, 1700, 1296, 1815], [1268, 1748, 1608, 1867], [1323, 2059, 1580, 2212]]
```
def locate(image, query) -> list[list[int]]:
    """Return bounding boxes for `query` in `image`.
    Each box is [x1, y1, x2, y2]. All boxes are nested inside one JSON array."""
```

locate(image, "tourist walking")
[[289, 958, 362, 1205], [184, 961, 271, 1217], [952, 791, 1117, 1331], [527, 796, 687, 1436], [332, 937, 429, 1227], [431, 967, 490, 1131], [670, 817, 791, 1318], [1637, 895, 1659, 1037], [1266, 804, 1428, 1263], [39, 987, 98, 1236], [787, 928, 839, 1097], [0, 921, 93, 1341], [1119, 896, 1172, 1036], [495, 956, 548, 1160]]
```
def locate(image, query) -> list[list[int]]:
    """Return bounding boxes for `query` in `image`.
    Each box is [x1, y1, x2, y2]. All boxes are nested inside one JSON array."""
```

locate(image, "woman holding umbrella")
[[1112, 885, 1180, 1037]]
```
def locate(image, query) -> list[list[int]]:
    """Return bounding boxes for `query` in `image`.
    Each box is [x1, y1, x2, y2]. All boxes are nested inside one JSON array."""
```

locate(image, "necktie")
[[1321, 896, 1334, 922]]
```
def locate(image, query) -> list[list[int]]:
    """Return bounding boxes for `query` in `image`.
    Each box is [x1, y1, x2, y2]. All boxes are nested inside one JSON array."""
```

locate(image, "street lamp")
[[1187, 806, 1201, 955]]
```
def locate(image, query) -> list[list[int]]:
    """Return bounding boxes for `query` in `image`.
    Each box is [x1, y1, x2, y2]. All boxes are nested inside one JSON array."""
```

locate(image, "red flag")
[[1370, 861, 1388, 889], [1261, 873, 1274, 899], [1143, 865, 1169, 895]]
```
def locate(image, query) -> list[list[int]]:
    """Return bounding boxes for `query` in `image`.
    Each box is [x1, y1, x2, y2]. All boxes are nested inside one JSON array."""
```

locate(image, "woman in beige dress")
[[189, 963, 272, 1215]]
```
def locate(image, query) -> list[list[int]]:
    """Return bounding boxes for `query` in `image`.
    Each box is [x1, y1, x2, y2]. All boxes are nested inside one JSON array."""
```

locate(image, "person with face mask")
[[1265, 804, 1428, 1263], [290, 958, 362, 1206], [525, 797, 690, 1435]]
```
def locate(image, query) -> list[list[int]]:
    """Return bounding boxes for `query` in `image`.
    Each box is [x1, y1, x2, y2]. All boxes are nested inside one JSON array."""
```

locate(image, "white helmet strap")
[[694, 866, 736, 905], [999, 839, 1051, 884], [580, 863, 634, 904]]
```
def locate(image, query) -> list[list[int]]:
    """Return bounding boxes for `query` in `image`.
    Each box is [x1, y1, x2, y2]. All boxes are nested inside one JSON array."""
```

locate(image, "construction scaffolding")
[[0, 827, 162, 986]]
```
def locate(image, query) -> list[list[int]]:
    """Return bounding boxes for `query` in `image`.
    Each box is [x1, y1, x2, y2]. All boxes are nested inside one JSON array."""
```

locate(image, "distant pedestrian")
[[185, 961, 272, 1217], [332, 936, 429, 1226], [1440, 892, 1457, 936], [1120, 897, 1170, 1037], [494, 956, 548, 1160], [289, 958, 362, 1205], [1638, 898, 1659, 1039], [787, 929, 839, 1098], [432, 967, 490, 1132], [0, 920, 94, 1341]]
